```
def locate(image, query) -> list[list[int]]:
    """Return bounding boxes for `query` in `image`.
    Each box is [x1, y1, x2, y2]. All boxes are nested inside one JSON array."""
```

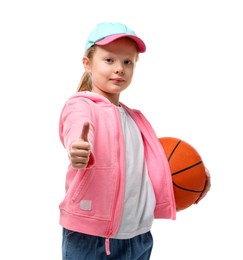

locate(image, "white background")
[[0, 0, 242, 259]]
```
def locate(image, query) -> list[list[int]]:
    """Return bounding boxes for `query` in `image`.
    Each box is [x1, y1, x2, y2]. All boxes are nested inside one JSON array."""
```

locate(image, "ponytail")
[[77, 71, 92, 92], [77, 46, 95, 92]]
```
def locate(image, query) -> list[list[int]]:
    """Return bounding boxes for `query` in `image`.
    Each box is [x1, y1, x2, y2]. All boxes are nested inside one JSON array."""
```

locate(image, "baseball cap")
[[84, 22, 146, 53]]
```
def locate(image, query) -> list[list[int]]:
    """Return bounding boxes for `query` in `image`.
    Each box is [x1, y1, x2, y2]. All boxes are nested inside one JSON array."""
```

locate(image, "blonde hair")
[[77, 46, 96, 92]]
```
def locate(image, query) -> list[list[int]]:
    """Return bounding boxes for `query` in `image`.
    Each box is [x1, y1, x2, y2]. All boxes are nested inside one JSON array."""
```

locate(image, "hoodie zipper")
[[104, 159, 122, 255], [105, 229, 112, 255], [104, 106, 125, 255], [104, 170, 121, 255]]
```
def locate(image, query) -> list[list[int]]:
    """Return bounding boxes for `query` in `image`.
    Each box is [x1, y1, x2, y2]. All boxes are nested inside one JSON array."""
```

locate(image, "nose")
[[115, 62, 124, 75]]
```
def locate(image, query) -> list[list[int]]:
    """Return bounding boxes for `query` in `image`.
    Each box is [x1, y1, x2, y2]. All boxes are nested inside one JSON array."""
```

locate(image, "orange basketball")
[[159, 137, 207, 211]]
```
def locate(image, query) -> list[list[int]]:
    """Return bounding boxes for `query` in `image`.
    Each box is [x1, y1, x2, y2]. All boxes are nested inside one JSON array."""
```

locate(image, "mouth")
[[110, 78, 125, 83]]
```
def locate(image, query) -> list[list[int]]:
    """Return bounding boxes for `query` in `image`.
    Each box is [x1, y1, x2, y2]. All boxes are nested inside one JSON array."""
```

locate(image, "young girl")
[[59, 22, 210, 259]]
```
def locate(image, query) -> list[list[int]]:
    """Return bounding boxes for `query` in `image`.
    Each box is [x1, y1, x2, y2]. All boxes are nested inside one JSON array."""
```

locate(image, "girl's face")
[[83, 37, 138, 106]]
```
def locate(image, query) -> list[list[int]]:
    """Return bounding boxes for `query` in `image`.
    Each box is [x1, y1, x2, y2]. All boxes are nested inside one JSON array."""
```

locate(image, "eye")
[[105, 58, 113, 63], [124, 60, 133, 65]]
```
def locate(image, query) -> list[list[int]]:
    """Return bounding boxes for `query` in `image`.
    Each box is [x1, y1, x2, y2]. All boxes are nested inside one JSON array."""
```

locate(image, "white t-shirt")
[[113, 105, 156, 239]]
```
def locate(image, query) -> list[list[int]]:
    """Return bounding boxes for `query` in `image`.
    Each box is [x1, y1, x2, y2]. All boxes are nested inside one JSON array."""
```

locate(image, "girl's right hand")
[[69, 122, 91, 169]]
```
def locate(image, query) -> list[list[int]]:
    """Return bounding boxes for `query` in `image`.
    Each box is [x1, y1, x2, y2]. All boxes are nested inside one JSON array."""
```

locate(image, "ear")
[[83, 56, 91, 72]]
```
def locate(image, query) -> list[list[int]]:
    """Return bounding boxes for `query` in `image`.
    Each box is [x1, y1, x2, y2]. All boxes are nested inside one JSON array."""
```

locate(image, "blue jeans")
[[62, 228, 153, 260]]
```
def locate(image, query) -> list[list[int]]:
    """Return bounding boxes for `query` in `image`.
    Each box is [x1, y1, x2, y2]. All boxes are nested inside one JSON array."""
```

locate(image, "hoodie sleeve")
[[59, 94, 95, 160]]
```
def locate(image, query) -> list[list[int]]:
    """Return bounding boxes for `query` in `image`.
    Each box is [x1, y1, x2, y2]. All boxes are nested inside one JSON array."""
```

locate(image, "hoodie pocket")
[[70, 167, 118, 220]]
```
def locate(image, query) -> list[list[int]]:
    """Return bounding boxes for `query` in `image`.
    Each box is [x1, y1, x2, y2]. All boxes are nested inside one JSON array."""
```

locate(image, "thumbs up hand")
[[70, 122, 91, 169]]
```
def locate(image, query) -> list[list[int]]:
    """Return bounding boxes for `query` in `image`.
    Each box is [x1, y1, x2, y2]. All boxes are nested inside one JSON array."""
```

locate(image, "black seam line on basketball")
[[172, 161, 203, 176], [173, 182, 204, 193], [168, 140, 182, 162]]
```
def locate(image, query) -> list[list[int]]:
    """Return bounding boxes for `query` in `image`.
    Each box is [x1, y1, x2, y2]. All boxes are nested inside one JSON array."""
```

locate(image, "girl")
[[59, 22, 210, 259]]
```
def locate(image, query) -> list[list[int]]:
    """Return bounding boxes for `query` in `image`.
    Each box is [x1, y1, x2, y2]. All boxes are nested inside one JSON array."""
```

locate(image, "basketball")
[[159, 137, 207, 211]]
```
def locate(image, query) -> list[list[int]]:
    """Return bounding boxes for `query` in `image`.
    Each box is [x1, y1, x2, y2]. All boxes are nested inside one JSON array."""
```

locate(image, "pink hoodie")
[[59, 92, 176, 248]]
